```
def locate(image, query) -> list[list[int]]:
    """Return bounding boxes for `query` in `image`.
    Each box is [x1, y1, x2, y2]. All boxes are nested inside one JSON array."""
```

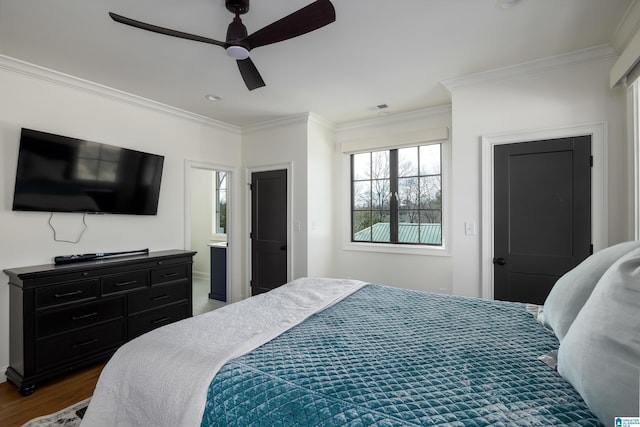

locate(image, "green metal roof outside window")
[[354, 223, 441, 245]]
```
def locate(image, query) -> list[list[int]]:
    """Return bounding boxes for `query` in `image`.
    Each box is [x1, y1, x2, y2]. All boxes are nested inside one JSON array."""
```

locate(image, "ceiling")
[[0, 0, 636, 128]]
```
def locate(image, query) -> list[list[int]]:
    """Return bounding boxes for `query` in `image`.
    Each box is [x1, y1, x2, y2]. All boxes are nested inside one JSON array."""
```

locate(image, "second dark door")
[[493, 136, 592, 304], [250, 169, 288, 295]]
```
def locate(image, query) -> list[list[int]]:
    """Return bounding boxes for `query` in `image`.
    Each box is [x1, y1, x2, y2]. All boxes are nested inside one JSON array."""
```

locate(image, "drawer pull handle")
[[72, 312, 98, 321], [114, 280, 137, 287], [73, 338, 98, 349], [161, 272, 179, 278], [152, 316, 171, 324], [151, 294, 170, 301], [54, 290, 83, 298]]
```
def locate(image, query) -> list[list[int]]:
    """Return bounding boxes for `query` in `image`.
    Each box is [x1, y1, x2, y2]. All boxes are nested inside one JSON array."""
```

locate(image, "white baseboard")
[[192, 271, 210, 280], [0, 366, 7, 383]]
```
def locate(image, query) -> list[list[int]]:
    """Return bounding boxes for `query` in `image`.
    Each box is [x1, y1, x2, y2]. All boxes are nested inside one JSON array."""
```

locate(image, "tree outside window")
[[351, 144, 442, 245], [215, 171, 226, 234]]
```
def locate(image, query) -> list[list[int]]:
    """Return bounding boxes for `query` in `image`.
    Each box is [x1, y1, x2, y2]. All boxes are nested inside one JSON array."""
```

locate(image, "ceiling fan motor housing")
[[226, 0, 249, 15], [226, 17, 249, 50]]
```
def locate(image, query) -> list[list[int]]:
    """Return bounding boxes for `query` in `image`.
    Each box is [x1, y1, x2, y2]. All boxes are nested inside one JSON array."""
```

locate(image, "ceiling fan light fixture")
[[226, 45, 249, 60]]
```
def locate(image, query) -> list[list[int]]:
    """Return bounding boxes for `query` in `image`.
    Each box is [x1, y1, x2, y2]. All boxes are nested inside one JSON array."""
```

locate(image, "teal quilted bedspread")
[[201, 285, 601, 426]]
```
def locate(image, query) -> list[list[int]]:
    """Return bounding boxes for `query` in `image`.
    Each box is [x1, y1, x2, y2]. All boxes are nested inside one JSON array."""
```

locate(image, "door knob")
[[493, 257, 506, 266]]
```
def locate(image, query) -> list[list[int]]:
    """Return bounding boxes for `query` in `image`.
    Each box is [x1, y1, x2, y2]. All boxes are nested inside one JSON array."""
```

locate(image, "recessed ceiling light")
[[205, 94, 222, 102], [496, 0, 522, 9]]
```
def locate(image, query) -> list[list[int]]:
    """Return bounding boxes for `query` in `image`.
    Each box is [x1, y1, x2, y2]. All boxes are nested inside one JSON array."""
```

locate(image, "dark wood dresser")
[[3, 249, 196, 395]]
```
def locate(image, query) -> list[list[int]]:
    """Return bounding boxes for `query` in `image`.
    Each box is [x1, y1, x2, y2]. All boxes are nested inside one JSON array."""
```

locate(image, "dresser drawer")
[[151, 264, 188, 286], [36, 298, 125, 339], [128, 282, 188, 314], [34, 270, 95, 286], [35, 280, 98, 309], [36, 320, 125, 372], [102, 270, 148, 295], [128, 303, 189, 339]]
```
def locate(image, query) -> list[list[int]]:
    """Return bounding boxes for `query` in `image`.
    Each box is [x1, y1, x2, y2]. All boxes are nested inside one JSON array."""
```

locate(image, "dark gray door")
[[493, 136, 591, 304], [251, 169, 287, 295]]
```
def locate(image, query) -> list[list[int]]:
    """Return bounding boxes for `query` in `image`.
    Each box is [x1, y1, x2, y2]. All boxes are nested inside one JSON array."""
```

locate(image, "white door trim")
[[184, 159, 238, 302], [480, 122, 608, 299]]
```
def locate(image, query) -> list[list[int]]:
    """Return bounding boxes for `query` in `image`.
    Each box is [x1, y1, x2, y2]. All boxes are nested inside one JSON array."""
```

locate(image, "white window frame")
[[341, 137, 451, 257], [212, 171, 227, 237]]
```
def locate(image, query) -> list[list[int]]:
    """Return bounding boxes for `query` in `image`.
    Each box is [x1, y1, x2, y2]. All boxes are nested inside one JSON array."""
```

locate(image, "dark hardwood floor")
[[0, 362, 104, 427]]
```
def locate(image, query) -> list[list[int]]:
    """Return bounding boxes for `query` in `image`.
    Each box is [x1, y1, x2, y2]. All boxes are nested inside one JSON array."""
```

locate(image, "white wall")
[[241, 115, 309, 289], [190, 168, 212, 278], [332, 108, 454, 293], [447, 56, 629, 297], [306, 115, 336, 277], [0, 60, 241, 381]]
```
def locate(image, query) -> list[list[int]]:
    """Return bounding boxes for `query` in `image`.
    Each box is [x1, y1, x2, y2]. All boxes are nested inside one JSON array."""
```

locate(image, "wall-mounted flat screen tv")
[[12, 128, 164, 215]]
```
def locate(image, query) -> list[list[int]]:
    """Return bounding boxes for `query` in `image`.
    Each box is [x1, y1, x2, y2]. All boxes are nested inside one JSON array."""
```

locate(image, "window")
[[351, 144, 442, 245], [213, 171, 227, 235]]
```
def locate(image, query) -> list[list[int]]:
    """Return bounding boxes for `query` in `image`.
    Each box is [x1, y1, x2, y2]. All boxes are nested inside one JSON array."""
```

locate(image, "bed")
[[81, 244, 640, 427]]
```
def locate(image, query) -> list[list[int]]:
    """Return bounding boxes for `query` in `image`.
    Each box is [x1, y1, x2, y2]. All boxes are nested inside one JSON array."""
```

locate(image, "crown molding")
[[241, 112, 313, 134], [441, 44, 618, 92], [610, 0, 640, 53], [308, 112, 335, 131], [0, 54, 241, 134], [243, 105, 453, 136], [238, 112, 337, 135], [335, 105, 452, 133]]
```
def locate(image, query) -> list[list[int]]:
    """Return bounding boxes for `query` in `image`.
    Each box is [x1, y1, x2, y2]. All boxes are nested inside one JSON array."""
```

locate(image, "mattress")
[[201, 284, 602, 426]]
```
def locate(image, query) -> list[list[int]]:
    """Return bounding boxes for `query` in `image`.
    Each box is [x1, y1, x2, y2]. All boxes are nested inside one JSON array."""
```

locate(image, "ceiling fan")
[[109, 0, 336, 90]]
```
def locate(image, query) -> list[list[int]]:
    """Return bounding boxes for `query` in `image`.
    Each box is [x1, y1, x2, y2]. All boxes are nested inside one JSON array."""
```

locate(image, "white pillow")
[[542, 240, 640, 341], [557, 246, 640, 424]]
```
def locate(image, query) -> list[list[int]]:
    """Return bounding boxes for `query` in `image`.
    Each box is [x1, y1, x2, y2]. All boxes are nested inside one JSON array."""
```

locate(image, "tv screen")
[[12, 128, 164, 215]]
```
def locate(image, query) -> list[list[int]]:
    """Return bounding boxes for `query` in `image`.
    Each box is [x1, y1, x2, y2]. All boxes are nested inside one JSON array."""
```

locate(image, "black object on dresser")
[[3, 249, 196, 396]]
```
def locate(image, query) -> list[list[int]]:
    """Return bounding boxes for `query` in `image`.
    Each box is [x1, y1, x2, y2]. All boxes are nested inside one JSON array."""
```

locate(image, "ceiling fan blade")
[[244, 0, 335, 50], [237, 58, 265, 90], [109, 12, 225, 47]]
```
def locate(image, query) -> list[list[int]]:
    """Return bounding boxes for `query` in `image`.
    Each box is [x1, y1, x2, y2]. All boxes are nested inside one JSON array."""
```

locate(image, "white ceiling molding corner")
[[442, 44, 618, 92], [336, 105, 452, 135], [240, 112, 311, 135], [609, 0, 640, 53], [308, 113, 336, 132], [611, 24, 640, 87]]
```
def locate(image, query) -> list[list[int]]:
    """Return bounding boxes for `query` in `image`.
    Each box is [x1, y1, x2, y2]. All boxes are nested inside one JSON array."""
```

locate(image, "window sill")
[[343, 241, 450, 257]]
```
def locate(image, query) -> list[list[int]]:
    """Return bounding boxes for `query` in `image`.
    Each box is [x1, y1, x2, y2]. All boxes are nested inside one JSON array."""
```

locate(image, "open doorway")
[[185, 161, 232, 315]]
